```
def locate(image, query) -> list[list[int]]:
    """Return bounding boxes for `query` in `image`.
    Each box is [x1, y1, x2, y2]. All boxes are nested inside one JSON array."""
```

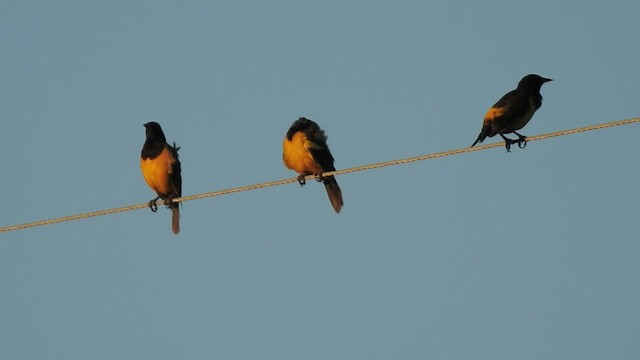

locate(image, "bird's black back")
[[169, 143, 182, 198]]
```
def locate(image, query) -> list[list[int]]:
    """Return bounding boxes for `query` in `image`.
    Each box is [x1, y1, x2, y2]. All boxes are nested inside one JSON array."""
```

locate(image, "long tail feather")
[[323, 176, 343, 213], [171, 206, 180, 234]]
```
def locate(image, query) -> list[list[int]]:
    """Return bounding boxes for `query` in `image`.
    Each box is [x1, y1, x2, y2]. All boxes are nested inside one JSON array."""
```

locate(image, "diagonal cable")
[[1, 117, 638, 234]]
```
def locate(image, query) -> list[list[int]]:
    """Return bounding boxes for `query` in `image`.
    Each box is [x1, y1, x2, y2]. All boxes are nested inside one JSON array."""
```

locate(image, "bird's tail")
[[323, 176, 343, 213], [471, 124, 491, 147], [171, 205, 180, 235]]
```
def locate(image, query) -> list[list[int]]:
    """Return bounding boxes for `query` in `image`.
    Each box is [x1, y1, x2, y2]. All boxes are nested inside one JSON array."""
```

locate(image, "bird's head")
[[518, 74, 553, 91], [143, 121, 167, 142]]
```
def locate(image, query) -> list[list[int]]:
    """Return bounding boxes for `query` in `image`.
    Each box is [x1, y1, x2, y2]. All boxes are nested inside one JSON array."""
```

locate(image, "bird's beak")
[[542, 77, 553, 82]]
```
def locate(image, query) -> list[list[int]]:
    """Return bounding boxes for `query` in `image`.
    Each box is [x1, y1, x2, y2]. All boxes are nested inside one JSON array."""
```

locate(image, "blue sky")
[[1, 1, 639, 359]]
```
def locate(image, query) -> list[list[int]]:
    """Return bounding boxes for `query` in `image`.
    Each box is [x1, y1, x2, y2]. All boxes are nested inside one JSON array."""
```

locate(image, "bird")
[[140, 121, 182, 234], [283, 117, 343, 213], [471, 74, 552, 151]]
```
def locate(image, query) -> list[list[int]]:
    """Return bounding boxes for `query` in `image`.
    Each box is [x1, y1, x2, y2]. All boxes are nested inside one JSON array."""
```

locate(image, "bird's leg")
[[148, 196, 161, 212], [499, 134, 518, 152], [513, 131, 528, 149], [297, 174, 307, 186], [314, 173, 324, 182]]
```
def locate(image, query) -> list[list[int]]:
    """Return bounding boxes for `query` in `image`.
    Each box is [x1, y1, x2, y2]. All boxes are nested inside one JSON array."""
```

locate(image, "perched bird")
[[471, 74, 552, 151], [140, 122, 182, 234], [283, 117, 343, 213]]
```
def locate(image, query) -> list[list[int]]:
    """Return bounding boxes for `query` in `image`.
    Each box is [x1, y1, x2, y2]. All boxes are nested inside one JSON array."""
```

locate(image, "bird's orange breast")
[[282, 132, 323, 175], [140, 147, 174, 196]]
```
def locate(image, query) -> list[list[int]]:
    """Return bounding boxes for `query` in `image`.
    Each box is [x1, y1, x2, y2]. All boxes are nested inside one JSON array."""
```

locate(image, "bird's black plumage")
[[471, 74, 552, 151]]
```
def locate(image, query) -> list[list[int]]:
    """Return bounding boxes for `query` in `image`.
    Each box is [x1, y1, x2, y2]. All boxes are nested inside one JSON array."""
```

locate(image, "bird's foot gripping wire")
[[314, 173, 324, 182], [164, 195, 176, 209], [500, 134, 520, 152], [504, 139, 517, 152], [514, 132, 528, 149], [148, 197, 160, 212], [297, 174, 307, 186]]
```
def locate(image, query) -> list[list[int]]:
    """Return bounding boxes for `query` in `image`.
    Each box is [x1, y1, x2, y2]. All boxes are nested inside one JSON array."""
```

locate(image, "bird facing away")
[[283, 117, 343, 213], [471, 74, 552, 151], [140, 122, 182, 234]]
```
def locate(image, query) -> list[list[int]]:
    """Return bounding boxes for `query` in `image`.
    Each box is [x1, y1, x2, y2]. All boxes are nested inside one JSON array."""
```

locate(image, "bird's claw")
[[164, 196, 175, 209], [504, 142, 511, 152], [517, 137, 527, 149], [148, 199, 158, 212], [314, 174, 323, 182], [297, 174, 306, 186]]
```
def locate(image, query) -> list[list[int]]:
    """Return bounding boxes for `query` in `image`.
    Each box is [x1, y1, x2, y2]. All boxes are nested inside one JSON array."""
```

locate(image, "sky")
[[1, 1, 639, 359]]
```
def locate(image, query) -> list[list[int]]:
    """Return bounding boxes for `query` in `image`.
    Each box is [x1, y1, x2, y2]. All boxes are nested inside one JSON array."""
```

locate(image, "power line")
[[2, 117, 638, 234]]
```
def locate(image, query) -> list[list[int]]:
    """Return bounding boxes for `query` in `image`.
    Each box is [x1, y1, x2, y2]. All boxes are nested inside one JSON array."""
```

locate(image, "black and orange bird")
[[471, 74, 552, 151], [283, 117, 343, 213], [140, 122, 182, 234]]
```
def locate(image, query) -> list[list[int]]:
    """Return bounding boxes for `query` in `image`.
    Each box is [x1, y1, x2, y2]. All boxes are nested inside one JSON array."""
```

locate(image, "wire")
[[1, 117, 639, 234]]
